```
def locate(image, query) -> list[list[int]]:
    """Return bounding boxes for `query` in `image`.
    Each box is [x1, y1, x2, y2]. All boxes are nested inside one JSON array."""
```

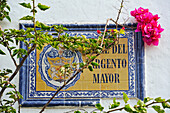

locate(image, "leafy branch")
[[0, 0, 11, 22], [39, 0, 126, 112], [70, 94, 170, 113]]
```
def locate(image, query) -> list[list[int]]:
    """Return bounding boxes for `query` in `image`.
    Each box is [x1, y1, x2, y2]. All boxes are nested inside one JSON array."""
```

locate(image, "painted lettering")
[[93, 73, 120, 83], [112, 44, 127, 54], [92, 58, 127, 69]]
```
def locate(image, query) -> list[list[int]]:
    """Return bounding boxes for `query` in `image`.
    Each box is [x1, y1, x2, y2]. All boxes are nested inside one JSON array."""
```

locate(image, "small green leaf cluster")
[[122, 93, 170, 113], [152, 97, 170, 113], [0, 29, 30, 58], [68, 95, 170, 113], [0, 105, 16, 113], [95, 103, 104, 111], [73, 93, 170, 113], [19, 1, 50, 21], [74, 111, 81, 113], [0, 90, 23, 113], [0, 69, 12, 87], [115, 94, 170, 113], [0, 69, 23, 113], [0, 0, 11, 22], [109, 98, 120, 109]]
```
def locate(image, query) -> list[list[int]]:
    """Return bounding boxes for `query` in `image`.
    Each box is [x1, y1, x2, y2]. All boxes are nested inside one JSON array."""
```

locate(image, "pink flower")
[[152, 28, 160, 39], [122, 27, 125, 30], [97, 30, 101, 34], [136, 12, 153, 23], [143, 24, 152, 34], [137, 7, 149, 15], [150, 20, 158, 27], [157, 24, 164, 33], [143, 37, 152, 45], [152, 14, 160, 21], [135, 23, 143, 32], [130, 7, 149, 17], [130, 9, 137, 17], [131, 7, 164, 46], [152, 39, 159, 46]]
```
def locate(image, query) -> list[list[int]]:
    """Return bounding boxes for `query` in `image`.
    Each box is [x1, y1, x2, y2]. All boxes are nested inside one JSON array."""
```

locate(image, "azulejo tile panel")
[[19, 24, 145, 107]]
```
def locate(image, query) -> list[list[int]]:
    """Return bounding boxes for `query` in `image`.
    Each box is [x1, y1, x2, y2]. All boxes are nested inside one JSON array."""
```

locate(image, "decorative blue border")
[[19, 23, 144, 106]]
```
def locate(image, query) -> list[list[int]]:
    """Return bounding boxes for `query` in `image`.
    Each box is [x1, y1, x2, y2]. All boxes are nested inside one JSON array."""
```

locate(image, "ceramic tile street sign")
[[19, 24, 145, 106]]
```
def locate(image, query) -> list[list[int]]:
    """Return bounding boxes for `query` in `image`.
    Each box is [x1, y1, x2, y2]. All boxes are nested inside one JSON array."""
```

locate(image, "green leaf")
[[6, 16, 11, 22], [7, 84, 15, 88], [9, 47, 16, 50], [152, 105, 165, 113], [18, 93, 23, 99], [144, 97, 153, 103], [6, 5, 10, 11], [123, 92, 129, 103], [40, 23, 51, 30], [6, 91, 13, 95], [19, 3, 31, 9], [167, 99, 170, 103], [38, 3, 50, 11], [124, 104, 137, 112], [52, 33, 58, 36], [88, 65, 93, 71], [74, 111, 81, 113], [109, 102, 120, 109], [0, 49, 6, 55], [9, 94, 16, 99], [6, 69, 12, 73], [20, 15, 33, 20], [53, 41, 59, 48], [95, 103, 104, 111], [63, 27, 68, 31], [79, 63, 85, 68], [162, 102, 170, 109], [113, 97, 116, 103], [12, 49, 19, 57], [91, 62, 99, 66], [90, 56, 97, 60], [155, 97, 165, 103], [137, 100, 145, 107]]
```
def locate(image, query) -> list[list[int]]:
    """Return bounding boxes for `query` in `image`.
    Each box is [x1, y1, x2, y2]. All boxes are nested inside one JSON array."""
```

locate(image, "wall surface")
[[0, 0, 170, 113]]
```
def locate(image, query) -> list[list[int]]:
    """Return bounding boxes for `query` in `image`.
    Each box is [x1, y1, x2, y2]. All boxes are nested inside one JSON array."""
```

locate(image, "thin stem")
[[115, 0, 124, 29], [100, 0, 124, 48], [8, 82, 21, 113], [32, 0, 38, 41], [0, 26, 17, 67], [145, 101, 157, 108], [100, 18, 110, 47], [0, 44, 36, 99], [6, 43, 18, 67], [90, 109, 101, 113], [107, 107, 124, 113]]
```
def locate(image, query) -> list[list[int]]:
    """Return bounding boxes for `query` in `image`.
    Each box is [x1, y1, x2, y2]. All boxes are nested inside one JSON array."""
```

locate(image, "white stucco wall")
[[0, 0, 170, 112]]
